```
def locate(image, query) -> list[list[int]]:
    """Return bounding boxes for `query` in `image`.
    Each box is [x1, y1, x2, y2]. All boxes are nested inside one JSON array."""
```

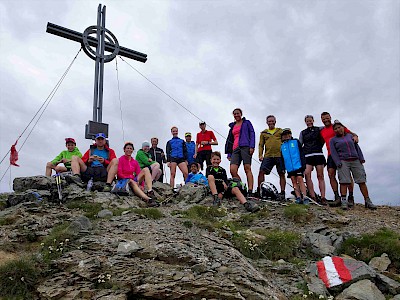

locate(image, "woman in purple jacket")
[[330, 120, 376, 210], [225, 108, 256, 195]]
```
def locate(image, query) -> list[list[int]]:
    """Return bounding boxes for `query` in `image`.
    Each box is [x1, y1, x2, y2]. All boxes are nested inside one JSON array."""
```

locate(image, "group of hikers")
[[45, 109, 376, 211]]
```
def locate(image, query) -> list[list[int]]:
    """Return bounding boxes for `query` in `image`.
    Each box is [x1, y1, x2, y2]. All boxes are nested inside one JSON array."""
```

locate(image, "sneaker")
[[319, 197, 328, 206], [244, 201, 260, 213], [329, 194, 341, 207], [341, 199, 348, 210], [146, 190, 156, 199], [248, 191, 258, 199], [347, 195, 355, 208], [303, 197, 310, 205], [278, 191, 286, 201], [212, 195, 221, 207], [365, 198, 377, 210], [68, 174, 85, 187], [295, 197, 303, 204], [103, 184, 112, 192], [144, 198, 160, 207]]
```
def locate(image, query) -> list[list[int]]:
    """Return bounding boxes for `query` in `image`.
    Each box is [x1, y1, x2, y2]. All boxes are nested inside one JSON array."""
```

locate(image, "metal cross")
[[46, 4, 147, 139]]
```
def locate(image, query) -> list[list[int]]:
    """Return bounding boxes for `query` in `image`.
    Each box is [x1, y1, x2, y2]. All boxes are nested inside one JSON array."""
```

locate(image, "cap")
[[199, 121, 206, 125], [333, 120, 344, 128], [95, 133, 107, 139], [142, 140, 150, 148], [185, 132, 191, 137], [281, 128, 292, 135], [65, 138, 76, 144]]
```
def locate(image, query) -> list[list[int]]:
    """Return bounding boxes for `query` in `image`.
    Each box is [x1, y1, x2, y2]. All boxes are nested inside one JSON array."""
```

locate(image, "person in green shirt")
[[45, 138, 82, 176], [135, 141, 162, 182]]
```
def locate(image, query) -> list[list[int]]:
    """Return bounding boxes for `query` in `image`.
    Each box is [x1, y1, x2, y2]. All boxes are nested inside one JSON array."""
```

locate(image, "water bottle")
[[86, 177, 93, 191]]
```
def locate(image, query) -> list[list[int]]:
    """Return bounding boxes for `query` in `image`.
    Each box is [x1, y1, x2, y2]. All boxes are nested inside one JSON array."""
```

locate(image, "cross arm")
[[46, 22, 147, 63]]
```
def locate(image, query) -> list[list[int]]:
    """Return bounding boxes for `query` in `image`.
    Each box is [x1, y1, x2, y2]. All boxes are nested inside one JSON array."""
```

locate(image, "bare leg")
[[349, 178, 354, 193], [316, 165, 326, 198], [54, 165, 68, 173], [257, 169, 265, 191], [169, 162, 177, 187], [46, 162, 55, 176], [297, 176, 308, 197], [279, 172, 286, 193], [129, 180, 151, 200], [230, 164, 241, 181], [340, 183, 349, 197], [243, 164, 254, 191], [231, 186, 247, 204], [291, 177, 301, 198], [304, 164, 316, 198], [137, 168, 152, 191], [358, 182, 369, 199], [177, 162, 188, 180], [208, 175, 217, 195], [71, 156, 87, 175], [150, 163, 161, 181], [106, 158, 118, 184], [328, 168, 338, 193]]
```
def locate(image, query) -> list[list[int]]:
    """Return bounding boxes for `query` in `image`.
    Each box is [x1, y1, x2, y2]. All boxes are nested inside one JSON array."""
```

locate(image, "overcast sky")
[[0, 0, 399, 205]]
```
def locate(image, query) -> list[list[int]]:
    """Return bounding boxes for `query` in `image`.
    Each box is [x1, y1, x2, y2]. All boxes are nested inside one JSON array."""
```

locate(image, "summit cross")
[[46, 3, 147, 139]]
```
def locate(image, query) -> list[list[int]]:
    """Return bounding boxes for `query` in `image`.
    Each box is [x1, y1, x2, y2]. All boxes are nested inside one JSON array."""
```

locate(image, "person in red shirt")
[[320, 112, 358, 207], [194, 121, 218, 170]]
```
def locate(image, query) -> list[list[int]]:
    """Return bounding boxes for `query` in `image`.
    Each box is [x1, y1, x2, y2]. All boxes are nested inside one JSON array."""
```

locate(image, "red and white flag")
[[317, 256, 352, 288]]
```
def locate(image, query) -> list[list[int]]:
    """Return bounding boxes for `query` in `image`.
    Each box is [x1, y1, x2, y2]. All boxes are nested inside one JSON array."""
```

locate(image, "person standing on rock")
[[225, 108, 256, 197], [330, 120, 376, 210], [299, 115, 328, 205], [118, 142, 159, 207], [136, 141, 162, 182], [68, 133, 118, 192], [320, 112, 358, 207], [195, 121, 218, 170], [257, 115, 286, 200], [149, 137, 166, 183], [166, 126, 188, 188], [185, 132, 196, 167], [45, 138, 82, 176]]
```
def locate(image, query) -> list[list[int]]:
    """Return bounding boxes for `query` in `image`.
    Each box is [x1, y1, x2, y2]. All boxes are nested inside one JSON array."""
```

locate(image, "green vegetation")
[[111, 208, 131, 216], [232, 229, 300, 260], [132, 208, 163, 219], [181, 205, 227, 221], [40, 222, 74, 262], [339, 228, 400, 271], [0, 256, 41, 300], [284, 204, 311, 223], [66, 201, 103, 219], [0, 215, 17, 226]]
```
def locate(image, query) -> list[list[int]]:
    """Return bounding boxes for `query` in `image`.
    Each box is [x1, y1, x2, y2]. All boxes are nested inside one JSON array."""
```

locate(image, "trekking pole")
[[54, 173, 63, 204]]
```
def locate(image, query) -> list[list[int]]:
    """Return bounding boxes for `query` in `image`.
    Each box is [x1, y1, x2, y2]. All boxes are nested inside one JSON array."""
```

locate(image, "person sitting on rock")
[[206, 151, 259, 212], [68, 133, 118, 192], [118, 142, 159, 207], [330, 120, 376, 210], [45, 138, 82, 176], [135, 141, 162, 182], [185, 162, 208, 186]]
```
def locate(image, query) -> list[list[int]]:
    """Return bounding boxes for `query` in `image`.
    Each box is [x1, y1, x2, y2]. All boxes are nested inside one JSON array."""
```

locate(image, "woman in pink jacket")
[[118, 142, 159, 207]]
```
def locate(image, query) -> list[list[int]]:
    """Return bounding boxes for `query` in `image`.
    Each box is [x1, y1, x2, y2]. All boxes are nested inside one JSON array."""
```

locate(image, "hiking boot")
[[329, 194, 341, 207], [295, 197, 303, 204], [244, 201, 260, 213], [278, 191, 286, 201], [341, 199, 348, 210], [248, 191, 258, 199], [212, 195, 221, 206], [365, 198, 377, 210], [303, 196, 310, 205], [347, 195, 355, 208], [146, 190, 156, 199], [102, 184, 112, 192], [144, 198, 160, 207], [68, 174, 85, 187], [319, 197, 328, 206]]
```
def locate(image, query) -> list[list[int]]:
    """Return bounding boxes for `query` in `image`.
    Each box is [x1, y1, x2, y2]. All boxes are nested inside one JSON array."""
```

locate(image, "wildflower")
[[319, 296, 325, 299], [40, 242, 44, 246], [20, 277, 25, 282], [59, 248, 63, 252], [303, 295, 308, 299], [98, 279, 102, 283], [8, 277, 13, 281], [106, 274, 111, 280], [53, 238, 57, 242], [65, 239, 70, 242], [59, 242, 64, 246], [308, 291, 313, 295], [48, 246, 54, 251]]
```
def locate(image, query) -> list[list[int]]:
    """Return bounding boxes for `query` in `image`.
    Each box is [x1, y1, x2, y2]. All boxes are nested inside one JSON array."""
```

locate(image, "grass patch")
[[339, 228, 400, 272], [111, 208, 131, 216], [182, 220, 193, 228], [0, 256, 41, 300], [0, 215, 17, 226], [132, 208, 163, 219], [284, 204, 311, 223], [181, 205, 227, 221], [40, 222, 74, 262], [66, 201, 103, 219], [232, 229, 300, 260]]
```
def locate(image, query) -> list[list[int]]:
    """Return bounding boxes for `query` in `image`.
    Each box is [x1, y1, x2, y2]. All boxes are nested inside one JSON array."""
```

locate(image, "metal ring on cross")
[[82, 25, 120, 63]]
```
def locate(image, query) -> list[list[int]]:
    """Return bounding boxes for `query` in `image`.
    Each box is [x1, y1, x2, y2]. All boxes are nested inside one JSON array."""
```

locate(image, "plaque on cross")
[[46, 3, 147, 139]]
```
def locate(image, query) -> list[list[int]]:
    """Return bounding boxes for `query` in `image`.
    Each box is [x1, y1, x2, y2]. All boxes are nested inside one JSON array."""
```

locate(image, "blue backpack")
[[111, 179, 131, 196]]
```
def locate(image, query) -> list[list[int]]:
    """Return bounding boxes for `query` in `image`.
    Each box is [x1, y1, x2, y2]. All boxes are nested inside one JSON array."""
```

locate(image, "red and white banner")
[[317, 256, 352, 288]]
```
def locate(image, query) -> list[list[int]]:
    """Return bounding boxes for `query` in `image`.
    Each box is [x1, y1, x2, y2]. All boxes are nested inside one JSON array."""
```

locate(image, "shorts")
[[287, 168, 304, 178], [215, 183, 226, 195], [305, 155, 326, 167], [327, 155, 337, 170], [338, 160, 366, 184], [230, 147, 252, 166], [81, 166, 108, 182], [196, 150, 211, 169], [170, 157, 186, 164], [260, 157, 285, 174]]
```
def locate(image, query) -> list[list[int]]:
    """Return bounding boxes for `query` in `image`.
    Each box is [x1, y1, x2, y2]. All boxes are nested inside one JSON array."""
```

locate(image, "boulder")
[[67, 216, 92, 235], [97, 209, 113, 218], [369, 253, 391, 272], [117, 240, 143, 254], [376, 273, 400, 294], [13, 176, 54, 192], [336, 279, 385, 300], [175, 183, 209, 204]]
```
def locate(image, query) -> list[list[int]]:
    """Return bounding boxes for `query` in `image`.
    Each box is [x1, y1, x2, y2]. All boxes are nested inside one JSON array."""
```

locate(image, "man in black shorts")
[[257, 115, 286, 200]]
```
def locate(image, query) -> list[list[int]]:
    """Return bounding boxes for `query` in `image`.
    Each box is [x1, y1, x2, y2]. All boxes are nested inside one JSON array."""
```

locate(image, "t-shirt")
[[267, 128, 277, 135], [117, 155, 141, 180], [92, 148, 108, 167], [320, 125, 351, 155], [196, 130, 217, 152], [206, 166, 228, 190], [232, 124, 241, 150]]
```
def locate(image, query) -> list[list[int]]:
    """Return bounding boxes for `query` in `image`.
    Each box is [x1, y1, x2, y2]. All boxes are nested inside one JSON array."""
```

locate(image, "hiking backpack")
[[111, 179, 131, 196]]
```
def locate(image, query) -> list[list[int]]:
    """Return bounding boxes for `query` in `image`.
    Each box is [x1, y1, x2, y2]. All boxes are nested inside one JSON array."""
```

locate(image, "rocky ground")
[[0, 176, 399, 300]]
